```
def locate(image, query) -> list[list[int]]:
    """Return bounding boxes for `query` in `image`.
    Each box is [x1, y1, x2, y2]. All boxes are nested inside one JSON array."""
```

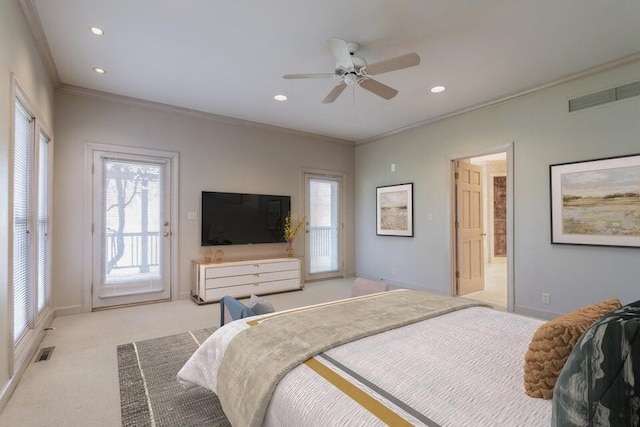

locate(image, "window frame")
[[9, 76, 54, 376]]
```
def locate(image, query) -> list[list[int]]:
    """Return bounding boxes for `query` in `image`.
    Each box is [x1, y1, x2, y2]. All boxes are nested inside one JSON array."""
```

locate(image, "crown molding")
[[19, 0, 61, 88], [58, 84, 354, 146], [356, 51, 640, 146]]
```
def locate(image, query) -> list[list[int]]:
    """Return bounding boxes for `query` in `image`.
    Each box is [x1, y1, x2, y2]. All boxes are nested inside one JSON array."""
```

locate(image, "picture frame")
[[376, 183, 414, 237], [550, 153, 640, 248]]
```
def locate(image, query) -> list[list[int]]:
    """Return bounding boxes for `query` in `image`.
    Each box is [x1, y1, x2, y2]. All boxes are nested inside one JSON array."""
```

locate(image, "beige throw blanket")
[[217, 290, 488, 427]]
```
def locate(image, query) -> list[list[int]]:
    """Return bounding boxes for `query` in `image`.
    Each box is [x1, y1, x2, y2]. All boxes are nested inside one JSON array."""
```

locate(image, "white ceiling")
[[32, 0, 640, 143]]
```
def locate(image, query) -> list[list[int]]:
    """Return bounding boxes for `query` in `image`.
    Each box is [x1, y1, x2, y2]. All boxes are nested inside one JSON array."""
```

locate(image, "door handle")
[[163, 231, 170, 237]]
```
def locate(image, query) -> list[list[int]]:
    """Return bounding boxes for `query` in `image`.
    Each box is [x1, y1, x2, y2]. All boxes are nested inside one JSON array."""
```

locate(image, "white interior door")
[[456, 161, 485, 295], [92, 151, 171, 308], [304, 172, 344, 281]]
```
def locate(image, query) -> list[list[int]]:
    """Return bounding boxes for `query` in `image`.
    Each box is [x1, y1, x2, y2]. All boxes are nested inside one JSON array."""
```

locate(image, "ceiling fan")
[[283, 38, 420, 104]]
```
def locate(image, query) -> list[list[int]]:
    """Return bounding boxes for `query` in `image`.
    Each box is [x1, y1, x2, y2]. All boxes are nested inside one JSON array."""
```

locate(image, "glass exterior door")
[[305, 173, 343, 280], [92, 152, 171, 308]]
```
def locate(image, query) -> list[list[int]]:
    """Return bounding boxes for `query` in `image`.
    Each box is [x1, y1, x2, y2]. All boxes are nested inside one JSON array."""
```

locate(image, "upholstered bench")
[[219, 295, 275, 326], [351, 277, 390, 297]]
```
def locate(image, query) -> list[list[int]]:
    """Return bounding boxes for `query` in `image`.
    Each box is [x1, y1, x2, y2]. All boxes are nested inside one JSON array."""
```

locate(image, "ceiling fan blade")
[[283, 73, 336, 79], [365, 52, 420, 75], [322, 82, 348, 104], [327, 38, 354, 70], [358, 78, 398, 100]]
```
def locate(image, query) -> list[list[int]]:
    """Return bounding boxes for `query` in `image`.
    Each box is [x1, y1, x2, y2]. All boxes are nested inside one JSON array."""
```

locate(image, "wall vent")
[[569, 80, 640, 112], [615, 80, 640, 100], [35, 346, 55, 362]]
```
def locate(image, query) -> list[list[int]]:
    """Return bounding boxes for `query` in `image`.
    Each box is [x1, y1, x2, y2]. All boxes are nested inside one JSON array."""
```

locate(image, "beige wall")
[[52, 92, 355, 312], [0, 0, 55, 405], [356, 59, 640, 318]]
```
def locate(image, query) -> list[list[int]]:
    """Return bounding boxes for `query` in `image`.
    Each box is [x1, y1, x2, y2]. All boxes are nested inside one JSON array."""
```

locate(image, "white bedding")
[[179, 305, 552, 426]]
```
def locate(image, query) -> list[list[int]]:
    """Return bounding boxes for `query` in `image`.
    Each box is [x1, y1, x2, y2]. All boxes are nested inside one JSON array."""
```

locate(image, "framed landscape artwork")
[[376, 183, 413, 237], [550, 153, 640, 248]]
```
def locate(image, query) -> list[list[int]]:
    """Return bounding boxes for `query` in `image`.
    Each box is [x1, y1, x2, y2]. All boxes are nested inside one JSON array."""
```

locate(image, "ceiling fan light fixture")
[[344, 73, 357, 85], [274, 94, 287, 101], [90, 27, 104, 36], [430, 85, 446, 93]]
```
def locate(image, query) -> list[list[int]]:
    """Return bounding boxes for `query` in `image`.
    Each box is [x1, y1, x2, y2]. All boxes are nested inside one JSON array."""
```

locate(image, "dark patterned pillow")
[[552, 300, 640, 426]]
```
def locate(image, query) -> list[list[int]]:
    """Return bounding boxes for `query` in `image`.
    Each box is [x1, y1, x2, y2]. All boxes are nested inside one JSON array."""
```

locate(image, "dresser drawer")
[[205, 269, 299, 289], [257, 260, 299, 274], [204, 277, 301, 301], [204, 263, 259, 279], [204, 259, 299, 279]]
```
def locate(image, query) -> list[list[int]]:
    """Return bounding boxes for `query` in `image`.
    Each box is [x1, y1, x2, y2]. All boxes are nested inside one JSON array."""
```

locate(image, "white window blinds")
[[13, 99, 34, 343], [37, 132, 50, 313], [101, 157, 164, 287], [308, 178, 340, 273]]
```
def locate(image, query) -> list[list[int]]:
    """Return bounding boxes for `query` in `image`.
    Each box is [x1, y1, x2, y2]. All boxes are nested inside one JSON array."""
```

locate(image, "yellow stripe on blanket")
[[304, 358, 413, 427]]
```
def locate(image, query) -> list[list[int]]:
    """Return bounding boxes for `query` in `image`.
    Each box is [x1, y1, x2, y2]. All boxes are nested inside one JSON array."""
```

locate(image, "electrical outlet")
[[187, 211, 198, 220], [391, 267, 397, 276], [542, 293, 550, 305], [391, 163, 396, 172]]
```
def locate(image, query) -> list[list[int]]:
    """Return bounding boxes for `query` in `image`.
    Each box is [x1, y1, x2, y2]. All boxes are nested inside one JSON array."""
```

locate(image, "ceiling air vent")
[[569, 80, 640, 112]]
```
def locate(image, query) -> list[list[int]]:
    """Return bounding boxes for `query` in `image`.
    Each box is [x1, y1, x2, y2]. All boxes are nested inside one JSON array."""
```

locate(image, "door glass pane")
[[309, 178, 339, 274], [101, 158, 163, 286]]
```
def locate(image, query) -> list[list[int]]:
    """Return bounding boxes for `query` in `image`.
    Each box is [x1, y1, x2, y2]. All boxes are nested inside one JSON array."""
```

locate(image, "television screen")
[[201, 191, 291, 246]]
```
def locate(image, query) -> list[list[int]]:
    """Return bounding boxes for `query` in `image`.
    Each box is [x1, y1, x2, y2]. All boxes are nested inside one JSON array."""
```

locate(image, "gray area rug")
[[117, 328, 231, 426]]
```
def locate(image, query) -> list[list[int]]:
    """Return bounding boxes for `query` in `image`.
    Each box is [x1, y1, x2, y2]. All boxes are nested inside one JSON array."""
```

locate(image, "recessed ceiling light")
[[93, 67, 106, 74], [90, 27, 104, 36], [274, 94, 287, 101], [430, 85, 446, 93]]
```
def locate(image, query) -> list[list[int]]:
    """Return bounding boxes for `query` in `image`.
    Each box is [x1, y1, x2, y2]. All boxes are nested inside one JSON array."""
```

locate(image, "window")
[[13, 99, 33, 343], [12, 93, 51, 348], [37, 131, 51, 313]]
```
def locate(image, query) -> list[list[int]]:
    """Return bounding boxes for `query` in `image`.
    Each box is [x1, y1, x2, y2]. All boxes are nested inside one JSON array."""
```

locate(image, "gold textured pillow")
[[523, 298, 621, 399]]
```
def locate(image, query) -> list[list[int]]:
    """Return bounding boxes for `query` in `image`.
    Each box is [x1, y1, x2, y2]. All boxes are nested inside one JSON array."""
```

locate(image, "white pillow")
[[248, 294, 275, 315]]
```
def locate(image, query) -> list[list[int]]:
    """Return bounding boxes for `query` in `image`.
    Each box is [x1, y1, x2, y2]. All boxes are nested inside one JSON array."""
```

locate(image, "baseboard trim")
[[514, 305, 559, 320], [179, 291, 191, 300], [0, 308, 54, 413], [53, 305, 84, 317]]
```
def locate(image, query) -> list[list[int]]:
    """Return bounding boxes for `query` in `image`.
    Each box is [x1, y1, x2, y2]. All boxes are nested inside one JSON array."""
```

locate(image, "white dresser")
[[190, 257, 302, 304]]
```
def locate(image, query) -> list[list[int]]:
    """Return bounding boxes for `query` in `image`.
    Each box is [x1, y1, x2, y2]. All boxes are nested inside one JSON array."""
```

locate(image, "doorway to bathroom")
[[451, 150, 511, 310]]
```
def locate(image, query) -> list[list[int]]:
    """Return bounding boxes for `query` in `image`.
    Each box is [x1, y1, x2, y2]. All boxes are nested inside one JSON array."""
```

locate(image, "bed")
[[178, 290, 551, 426]]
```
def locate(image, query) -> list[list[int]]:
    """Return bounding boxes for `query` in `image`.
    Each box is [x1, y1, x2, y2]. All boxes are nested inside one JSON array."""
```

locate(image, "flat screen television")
[[201, 191, 291, 246]]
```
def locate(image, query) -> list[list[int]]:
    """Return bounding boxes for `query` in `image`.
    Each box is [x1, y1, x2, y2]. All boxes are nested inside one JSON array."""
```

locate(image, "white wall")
[[356, 59, 640, 318], [0, 0, 55, 407], [52, 92, 355, 312]]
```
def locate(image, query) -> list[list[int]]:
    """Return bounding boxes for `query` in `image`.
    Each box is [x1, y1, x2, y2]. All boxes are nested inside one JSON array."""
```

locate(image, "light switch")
[[428, 213, 433, 221], [391, 163, 396, 172], [188, 211, 198, 221]]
